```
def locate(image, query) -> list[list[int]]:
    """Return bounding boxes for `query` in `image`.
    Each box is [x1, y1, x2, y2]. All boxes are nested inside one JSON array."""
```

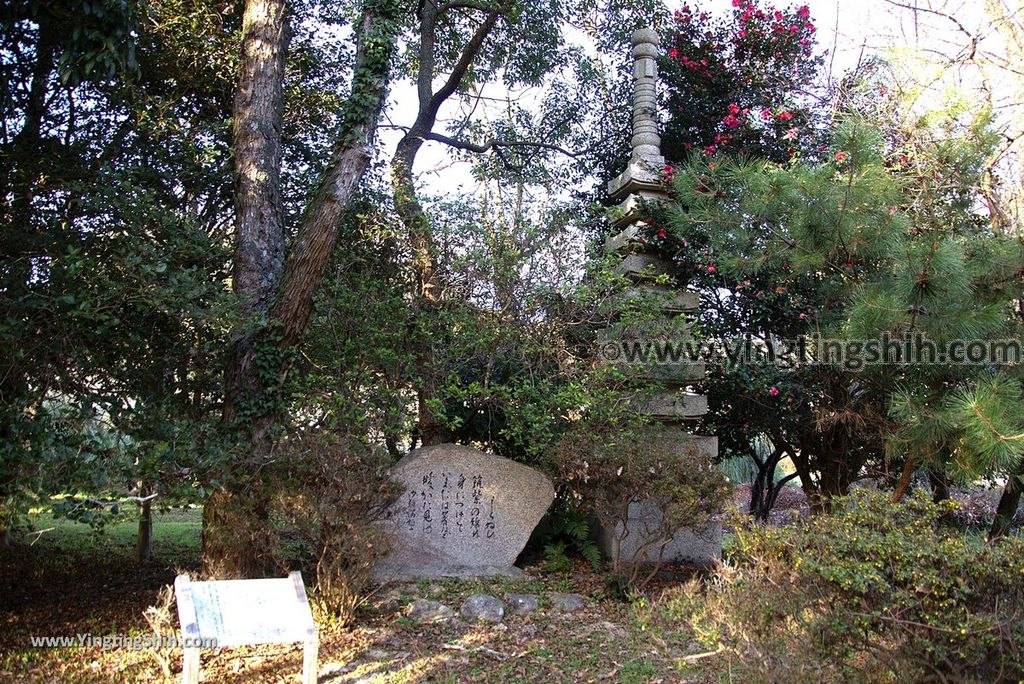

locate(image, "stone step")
[[612, 286, 699, 314], [608, 192, 666, 231], [597, 319, 696, 344], [636, 392, 708, 419], [635, 362, 706, 383], [613, 253, 674, 280], [606, 159, 666, 201]]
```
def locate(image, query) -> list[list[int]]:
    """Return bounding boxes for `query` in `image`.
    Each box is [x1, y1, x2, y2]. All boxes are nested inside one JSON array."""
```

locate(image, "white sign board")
[[174, 571, 317, 684]]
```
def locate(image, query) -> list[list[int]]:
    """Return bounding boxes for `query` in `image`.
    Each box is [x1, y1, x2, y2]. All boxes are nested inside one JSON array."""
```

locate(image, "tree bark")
[[891, 456, 915, 502], [203, 0, 289, 578], [990, 461, 1023, 540]]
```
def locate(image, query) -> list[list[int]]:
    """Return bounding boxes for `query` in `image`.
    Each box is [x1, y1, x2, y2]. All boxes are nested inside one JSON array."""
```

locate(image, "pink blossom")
[[723, 114, 742, 129], [728, 102, 741, 115], [769, 387, 780, 397], [797, 5, 810, 18]]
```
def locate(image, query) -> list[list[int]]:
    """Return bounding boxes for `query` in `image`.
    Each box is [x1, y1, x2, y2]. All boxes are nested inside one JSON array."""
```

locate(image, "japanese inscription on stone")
[[376, 443, 555, 578]]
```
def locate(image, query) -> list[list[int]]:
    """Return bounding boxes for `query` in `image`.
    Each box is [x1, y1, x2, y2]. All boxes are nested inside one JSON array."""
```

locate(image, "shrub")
[[554, 424, 730, 591], [273, 433, 400, 626], [678, 490, 1024, 682]]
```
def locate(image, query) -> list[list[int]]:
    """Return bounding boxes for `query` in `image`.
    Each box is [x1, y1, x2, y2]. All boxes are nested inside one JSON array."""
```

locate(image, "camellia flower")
[[704, 263, 717, 273], [769, 387, 780, 397], [668, 47, 680, 59], [776, 110, 794, 121], [656, 228, 667, 239], [797, 5, 810, 18], [834, 150, 848, 162], [723, 114, 741, 129], [704, 144, 718, 155], [760, 107, 773, 120], [728, 102, 741, 115]]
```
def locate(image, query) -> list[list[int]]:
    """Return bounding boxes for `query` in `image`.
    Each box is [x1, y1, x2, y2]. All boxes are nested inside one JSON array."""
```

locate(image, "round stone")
[[506, 594, 540, 614], [632, 43, 659, 59], [460, 594, 505, 623], [632, 132, 662, 147], [550, 593, 586, 613], [631, 28, 660, 46], [407, 598, 455, 624]]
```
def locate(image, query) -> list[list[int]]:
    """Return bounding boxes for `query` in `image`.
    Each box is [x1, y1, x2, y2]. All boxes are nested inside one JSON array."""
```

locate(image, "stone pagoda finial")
[[606, 29, 667, 237], [629, 28, 663, 164]]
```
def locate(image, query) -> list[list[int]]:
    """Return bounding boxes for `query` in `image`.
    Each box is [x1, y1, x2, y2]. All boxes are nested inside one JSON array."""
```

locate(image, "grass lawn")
[[0, 509, 721, 683]]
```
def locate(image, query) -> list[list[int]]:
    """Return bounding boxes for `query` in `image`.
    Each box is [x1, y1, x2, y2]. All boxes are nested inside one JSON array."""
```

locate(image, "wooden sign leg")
[[302, 637, 318, 684], [181, 647, 200, 684]]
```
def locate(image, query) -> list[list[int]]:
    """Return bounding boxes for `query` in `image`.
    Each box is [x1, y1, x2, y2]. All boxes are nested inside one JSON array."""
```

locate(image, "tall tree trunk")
[[389, 5, 501, 446], [222, 0, 289, 432], [203, 0, 289, 579], [202, 0, 402, 577], [891, 456, 915, 502]]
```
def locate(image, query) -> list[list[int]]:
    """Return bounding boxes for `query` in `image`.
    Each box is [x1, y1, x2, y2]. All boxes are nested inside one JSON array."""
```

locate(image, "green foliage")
[[661, 0, 825, 164], [540, 504, 601, 573], [657, 115, 1024, 507], [56, 0, 144, 84], [678, 490, 1024, 682], [272, 432, 401, 625], [553, 421, 730, 588]]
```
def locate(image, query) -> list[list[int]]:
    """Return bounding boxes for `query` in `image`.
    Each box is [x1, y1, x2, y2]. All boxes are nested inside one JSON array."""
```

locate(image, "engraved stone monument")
[[375, 443, 555, 580]]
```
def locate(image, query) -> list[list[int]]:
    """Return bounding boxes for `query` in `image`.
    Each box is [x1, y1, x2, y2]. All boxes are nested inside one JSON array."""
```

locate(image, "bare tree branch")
[[424, 131, 580, 157], [428, 10, 502, 115]]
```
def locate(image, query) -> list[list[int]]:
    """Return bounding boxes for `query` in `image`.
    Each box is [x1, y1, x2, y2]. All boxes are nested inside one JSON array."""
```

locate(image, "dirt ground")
[[0, 510, 720, 683]]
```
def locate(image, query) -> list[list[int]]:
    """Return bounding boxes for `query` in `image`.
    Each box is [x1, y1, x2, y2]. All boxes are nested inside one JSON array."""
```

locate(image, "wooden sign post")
[[174, 571, 318, 684]]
